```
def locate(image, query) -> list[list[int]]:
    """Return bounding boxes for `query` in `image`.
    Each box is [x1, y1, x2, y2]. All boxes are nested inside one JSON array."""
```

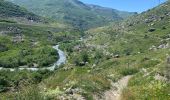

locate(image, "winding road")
[[0, 45, 66, 71]]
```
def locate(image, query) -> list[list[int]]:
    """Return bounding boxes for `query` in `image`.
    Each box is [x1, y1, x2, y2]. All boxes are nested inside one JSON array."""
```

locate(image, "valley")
[[0, 0, 170, 100]]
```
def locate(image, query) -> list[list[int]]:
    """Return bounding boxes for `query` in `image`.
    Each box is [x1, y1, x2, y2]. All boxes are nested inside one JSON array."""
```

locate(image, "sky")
[[79, 0, 167, 13]]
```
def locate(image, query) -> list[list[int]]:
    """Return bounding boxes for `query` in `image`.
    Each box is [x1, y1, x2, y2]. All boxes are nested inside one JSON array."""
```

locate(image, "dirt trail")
[[103, 75, 132, 100]]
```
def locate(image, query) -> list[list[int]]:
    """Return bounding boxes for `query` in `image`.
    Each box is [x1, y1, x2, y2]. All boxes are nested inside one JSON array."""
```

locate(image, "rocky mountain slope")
[[7, 0, 135, 29]]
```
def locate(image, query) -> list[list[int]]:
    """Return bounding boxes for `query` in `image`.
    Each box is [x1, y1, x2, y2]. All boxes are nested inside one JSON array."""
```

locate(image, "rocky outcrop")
[[12, 34, 24, 43], [149, 43, 169, 51]]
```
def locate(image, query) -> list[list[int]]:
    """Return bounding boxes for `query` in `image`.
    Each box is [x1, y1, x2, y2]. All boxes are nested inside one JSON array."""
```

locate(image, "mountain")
[[0, 0, 43, 23], [7, 0, 136, 29]]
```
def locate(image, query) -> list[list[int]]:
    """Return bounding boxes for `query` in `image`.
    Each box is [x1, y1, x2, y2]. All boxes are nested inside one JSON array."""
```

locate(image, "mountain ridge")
[[7, 0, 136, 29]]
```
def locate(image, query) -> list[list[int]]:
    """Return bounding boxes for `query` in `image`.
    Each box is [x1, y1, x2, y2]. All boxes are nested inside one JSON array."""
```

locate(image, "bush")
[[0, 78, 10, 92], [0, 44, 8, 52], [124, 48, 133, 55], [95, 50, 103, 59], [120, 67, 139, 76], [0, 45, 58, 68], [81, 51, 89, 63]]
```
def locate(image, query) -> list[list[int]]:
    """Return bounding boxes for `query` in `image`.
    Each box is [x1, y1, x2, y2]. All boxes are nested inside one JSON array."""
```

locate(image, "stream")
[[0, 45, 66, 71]]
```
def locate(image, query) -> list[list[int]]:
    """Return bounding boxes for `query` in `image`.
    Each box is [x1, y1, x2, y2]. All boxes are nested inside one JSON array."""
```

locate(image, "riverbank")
[[0, 45, 66, 71]]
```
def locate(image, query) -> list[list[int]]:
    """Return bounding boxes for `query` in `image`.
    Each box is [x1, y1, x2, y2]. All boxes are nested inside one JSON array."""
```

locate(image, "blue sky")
[[80, 0, 167, 13]]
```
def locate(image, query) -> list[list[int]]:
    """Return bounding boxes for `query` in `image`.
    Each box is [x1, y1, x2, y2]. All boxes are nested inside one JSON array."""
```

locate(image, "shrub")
[[0, 44, 8, 52], [120, 67, 139, 76], [95, 50, 103, 60], [81, 51, 89, 63], [0, 77, 10, 92]]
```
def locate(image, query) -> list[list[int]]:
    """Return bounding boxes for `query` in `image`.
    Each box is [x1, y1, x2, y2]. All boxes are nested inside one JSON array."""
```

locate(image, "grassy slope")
[[3, 1, 168, 100], [86, 1, 170, 99], [0, 0, 70, 68], [0, 1, 170, 100], [23, 0, 169, 99], [0, 20, 83, 100], [0, 1, 83, 99]]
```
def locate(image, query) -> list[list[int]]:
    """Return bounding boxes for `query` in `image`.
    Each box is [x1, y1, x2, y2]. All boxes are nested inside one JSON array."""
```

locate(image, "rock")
[[141, 68, 147, 73], [154, 74, 167, 81], [145, 19, 152, 23], [165, 12, 170, 16], [114, 54, 120, 58], [128, 23, 133, 26], [150, 23, 155, 26], [12, 34, 24, 43], [157, 43, 169, 49], [149, 45, 157, 51], [65, 88, 82, 95], [160, 16, 164, 20], [92, 64, 96, 67], [144, 15, 158, 23], [65, 87, 74, 95], [148, 28, 156, 32], [166, 38, 170, 41], [79, 62, 86, 66], [167, 56, 170, 64]]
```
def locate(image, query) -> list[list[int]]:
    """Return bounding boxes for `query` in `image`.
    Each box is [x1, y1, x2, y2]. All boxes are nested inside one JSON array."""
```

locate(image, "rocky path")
[[103, 75, 132, 100], [102, 59, 165, 100]]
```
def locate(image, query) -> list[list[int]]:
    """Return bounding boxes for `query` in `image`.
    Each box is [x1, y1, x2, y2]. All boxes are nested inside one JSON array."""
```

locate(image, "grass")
[[122, 72, 170, 100], [40, 67, 111, 99], [1, 0, 170, 100], [121, 48, 170, 100]]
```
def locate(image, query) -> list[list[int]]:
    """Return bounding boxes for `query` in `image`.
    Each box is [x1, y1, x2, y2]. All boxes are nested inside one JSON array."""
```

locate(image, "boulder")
[[148, 28, 156, 32], [157, 43, 169, 49], [114, 54, 120, 58]]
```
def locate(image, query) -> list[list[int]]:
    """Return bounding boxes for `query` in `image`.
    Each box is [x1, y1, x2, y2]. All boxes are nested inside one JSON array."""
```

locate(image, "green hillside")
[[8, 0, 135, 29], [85, 1, 170, 99], [0, 1, 81, 97], [0, 0, 73, 69], [0, 0, 169, 100]]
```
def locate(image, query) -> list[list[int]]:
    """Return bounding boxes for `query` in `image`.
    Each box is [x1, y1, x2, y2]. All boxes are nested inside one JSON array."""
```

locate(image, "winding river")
[[0, 45, 66, 71]]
